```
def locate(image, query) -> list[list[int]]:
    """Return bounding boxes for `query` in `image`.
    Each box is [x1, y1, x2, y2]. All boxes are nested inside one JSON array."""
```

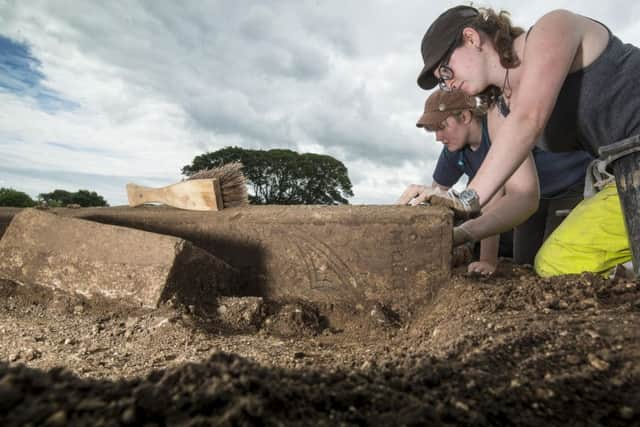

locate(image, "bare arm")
[[461, 152, 540, 240], [433, 182, 450, 192], [468, 10, 583, 206], [472, 189, 505, 274], [470, 235, 500, 275]]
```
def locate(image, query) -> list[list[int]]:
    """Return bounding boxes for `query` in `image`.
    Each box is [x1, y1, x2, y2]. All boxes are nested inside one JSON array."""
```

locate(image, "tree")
[[38, 189, 109, 207], [182, 147, 354, 205], [0, 188, 36, 207]]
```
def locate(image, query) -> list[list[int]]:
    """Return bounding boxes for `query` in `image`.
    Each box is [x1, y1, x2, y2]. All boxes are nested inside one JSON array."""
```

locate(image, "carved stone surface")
[[0, 205, 452, 308], [0, 209, 240, 308]]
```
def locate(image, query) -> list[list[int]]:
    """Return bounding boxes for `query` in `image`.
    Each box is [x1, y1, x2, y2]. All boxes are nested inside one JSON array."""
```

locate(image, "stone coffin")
[[0, 205, 452, 308]]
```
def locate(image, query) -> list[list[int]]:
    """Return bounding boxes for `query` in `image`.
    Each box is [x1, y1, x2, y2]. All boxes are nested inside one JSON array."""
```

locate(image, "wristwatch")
[[458, 188, 480, 212]]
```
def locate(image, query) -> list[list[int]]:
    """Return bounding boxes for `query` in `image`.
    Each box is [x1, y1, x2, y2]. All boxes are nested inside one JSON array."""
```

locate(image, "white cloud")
[[0, 0, 639, 205]]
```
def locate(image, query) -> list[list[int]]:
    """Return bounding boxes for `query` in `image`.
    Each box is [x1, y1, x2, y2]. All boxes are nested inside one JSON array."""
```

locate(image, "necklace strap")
[[501, 69, 512, 99]]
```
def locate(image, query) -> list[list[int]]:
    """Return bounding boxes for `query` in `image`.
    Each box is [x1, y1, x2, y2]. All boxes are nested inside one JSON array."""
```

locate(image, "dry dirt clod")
[[535, 387, 555, 399], [24, 348, 42, 361], [76, 398, 107, 411], [152, 317, 171, 328], [566, 354, 581, 365], [44, 410, 67, 427], [453, 400, 470, 412], [121, 406, 137, 425], [579, 298, 598, 309], [360, 360, 373, 370], [585, 330, 600, 339], [619, 406, 634, 420], [215, 297, 265, 332], [587, 353, 610, 371]]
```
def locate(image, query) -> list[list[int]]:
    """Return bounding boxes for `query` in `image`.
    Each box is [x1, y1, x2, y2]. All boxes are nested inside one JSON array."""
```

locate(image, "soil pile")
[[1, 263, 639, 426]]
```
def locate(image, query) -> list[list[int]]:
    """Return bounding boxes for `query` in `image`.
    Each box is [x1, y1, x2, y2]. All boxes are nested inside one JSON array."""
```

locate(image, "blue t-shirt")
[[432, 116, 593, 198]]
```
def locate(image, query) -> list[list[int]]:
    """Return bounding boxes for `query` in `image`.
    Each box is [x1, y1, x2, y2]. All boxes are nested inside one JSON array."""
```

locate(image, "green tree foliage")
[[182, 147, 354, 205], [0, 188, 36, 207], [38, 189, 109, 207]]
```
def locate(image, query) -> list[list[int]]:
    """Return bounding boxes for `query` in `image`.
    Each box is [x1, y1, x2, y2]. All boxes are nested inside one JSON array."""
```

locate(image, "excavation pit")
[[0, 206, 637, 425]]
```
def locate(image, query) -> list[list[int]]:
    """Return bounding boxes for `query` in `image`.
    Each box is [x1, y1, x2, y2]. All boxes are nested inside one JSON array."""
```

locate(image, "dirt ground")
[[1, 262, 639, 426]]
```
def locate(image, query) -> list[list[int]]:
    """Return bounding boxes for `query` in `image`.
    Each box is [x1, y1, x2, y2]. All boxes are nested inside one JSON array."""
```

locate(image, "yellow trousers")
[[534, 184, 632, 277]]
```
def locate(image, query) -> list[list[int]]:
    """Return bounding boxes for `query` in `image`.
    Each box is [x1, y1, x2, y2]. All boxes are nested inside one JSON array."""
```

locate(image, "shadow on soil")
[[1, 264, 639, 426]]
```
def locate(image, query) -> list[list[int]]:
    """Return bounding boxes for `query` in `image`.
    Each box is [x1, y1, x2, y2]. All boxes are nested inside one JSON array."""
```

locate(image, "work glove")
[[428, 188, 481, 220], [396, 184, 448, 206]]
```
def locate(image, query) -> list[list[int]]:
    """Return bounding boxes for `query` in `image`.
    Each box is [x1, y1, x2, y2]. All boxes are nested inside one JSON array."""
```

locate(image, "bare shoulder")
[[538, 9, 580, 23], [529, 9, 583, 40], [532, 9, 609, 70], [536, 9, 607, 36], [531, 9, 603, 34]]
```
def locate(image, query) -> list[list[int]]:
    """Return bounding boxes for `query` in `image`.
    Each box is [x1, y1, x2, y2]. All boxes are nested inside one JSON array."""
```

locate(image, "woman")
[[398, 89, 591, 274], [413, 6, 638, 276]]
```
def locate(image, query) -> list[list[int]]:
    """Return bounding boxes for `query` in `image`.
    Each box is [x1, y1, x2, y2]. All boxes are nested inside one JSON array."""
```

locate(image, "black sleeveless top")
[[535, 25, 640, 156]]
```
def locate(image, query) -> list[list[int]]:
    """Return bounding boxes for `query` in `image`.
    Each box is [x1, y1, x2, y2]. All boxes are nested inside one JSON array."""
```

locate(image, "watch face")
[[456, 189, 480, 215], [459, 189, 475, 202]]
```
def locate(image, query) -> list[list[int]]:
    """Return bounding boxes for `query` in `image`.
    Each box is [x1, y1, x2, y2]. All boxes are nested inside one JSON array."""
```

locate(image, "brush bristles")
[[188, 162, 249, 208]]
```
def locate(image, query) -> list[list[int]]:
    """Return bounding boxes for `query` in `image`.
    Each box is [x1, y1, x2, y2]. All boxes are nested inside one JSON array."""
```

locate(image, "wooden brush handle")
[[127, 184, 166, 206], [126, 179, 222, 211]]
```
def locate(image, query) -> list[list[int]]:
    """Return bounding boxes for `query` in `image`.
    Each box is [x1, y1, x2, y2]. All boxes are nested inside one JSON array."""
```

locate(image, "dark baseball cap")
[[416, 89, 476, 129], [417, 6, 479, 90]]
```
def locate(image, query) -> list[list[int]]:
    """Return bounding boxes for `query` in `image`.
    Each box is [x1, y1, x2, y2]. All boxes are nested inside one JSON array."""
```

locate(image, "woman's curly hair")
[[474, 8, 524, 68], [454, 7, 524, 69]]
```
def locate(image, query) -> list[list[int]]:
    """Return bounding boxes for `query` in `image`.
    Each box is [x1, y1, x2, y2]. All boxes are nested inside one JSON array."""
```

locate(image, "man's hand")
[[396, 184, 447, 206], [467, 260, 497, 276], [451, 244, 473, 268], [453, 225, 476, 246], [429, 188, 481, 219]]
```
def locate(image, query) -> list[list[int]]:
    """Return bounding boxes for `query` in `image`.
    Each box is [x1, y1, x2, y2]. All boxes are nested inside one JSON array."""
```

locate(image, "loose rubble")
[[0, 262, 638, 425]]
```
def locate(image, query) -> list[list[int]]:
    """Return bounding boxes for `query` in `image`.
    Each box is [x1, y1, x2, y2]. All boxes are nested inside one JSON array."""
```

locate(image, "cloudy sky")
[[1, 1, 639, 205]]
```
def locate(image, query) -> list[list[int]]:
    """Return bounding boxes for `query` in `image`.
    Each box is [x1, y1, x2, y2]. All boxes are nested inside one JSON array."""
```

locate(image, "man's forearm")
[[479, 234, 500, 265]]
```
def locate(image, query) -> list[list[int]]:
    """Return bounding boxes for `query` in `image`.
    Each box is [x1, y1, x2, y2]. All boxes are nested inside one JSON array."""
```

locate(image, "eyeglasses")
[[437, 41, 458, 91], [437, 64, 454, 91]]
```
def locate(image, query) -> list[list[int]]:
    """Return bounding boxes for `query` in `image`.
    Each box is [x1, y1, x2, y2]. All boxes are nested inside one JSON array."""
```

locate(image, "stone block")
[[0, 205, 452, 309], [0, 209, 240, 308]]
